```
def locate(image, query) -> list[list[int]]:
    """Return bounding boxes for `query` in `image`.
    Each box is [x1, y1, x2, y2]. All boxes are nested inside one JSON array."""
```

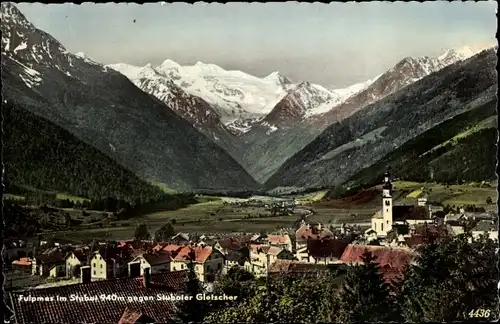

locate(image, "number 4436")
[[469, 309, 490, 318]]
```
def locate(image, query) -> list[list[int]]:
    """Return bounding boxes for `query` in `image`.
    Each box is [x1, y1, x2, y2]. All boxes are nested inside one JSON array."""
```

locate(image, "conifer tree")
[[335, 250, 398, 323]]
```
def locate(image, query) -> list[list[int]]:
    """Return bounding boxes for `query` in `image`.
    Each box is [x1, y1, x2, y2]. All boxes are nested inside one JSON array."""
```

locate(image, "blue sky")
[[17, 1, 497, 87]]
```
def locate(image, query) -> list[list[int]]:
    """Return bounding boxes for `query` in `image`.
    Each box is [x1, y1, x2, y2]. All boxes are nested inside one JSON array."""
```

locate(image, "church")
[[371, 172, 433, 237]]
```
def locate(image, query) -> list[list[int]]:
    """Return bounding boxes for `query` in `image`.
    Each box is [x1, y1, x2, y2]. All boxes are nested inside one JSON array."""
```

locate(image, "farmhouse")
[[471, 220, 498, 241], [295, 238, 349, 264], [90, 246, 130, 280], [245, 244, 295, 277], [31, 251, 65, 277], [128, 251, 173, 276], [371, 172, 433, 237], [65, 250, 88, 278], [223, 246, 250, 274], [215, 235, 252, 255]]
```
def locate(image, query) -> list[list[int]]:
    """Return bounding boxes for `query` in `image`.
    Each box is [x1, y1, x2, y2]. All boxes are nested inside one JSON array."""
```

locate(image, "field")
[[295, 190, 329, 204], [55, 193, 90, 203], [150, 180, 177, 194], [42, 181, 497, 243]]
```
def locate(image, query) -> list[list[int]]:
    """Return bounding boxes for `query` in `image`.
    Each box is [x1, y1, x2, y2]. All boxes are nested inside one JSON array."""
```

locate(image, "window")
[[381, 223, 384, 231], [93, 270, 96, 275], [93, 263, 96, 268], [173, 266, 176, 271], [100, 264, 103, 269]]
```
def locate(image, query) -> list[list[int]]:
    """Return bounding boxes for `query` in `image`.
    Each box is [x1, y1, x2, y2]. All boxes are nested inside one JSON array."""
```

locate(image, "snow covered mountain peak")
[[437, 46, 476, 66], [75, 52, 95, 61], [158, 58, 181, 70], [1, 2, 33, 30], [192, 61, 224, 74], [264, 71, 293, 87]]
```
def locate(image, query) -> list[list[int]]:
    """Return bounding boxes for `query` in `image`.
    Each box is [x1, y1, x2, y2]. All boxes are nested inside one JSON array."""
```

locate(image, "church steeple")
[[381, 171, 394, 234], [382, 171, 393, 197]]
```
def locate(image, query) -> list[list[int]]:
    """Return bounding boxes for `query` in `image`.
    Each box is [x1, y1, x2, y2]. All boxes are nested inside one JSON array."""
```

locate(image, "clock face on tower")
[[385, 200, 390, 206]]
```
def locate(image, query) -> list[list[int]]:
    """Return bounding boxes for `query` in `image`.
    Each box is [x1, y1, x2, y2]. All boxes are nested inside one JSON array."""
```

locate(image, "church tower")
[[382, 171, 393, 233]]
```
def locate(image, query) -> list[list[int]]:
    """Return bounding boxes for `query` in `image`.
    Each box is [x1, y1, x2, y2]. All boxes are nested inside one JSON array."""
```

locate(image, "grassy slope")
[[335, 99, 497, 197], [3, 102, 166, 204]]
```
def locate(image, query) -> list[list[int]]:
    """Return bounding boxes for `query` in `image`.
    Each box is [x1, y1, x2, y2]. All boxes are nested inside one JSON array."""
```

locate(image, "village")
[[4, 173, 498, 323]]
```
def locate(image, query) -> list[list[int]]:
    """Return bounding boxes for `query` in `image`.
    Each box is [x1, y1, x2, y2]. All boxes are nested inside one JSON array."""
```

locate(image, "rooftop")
[[393, 205, 431, 221], [174, 246, 214, 263], [296, 224, 334, 242], [307, 238, 350, 259], [10, 271, 187, 324], [340, 244, 415, 283], [141, 251, 173, 265], [267, 234, 291, 245]]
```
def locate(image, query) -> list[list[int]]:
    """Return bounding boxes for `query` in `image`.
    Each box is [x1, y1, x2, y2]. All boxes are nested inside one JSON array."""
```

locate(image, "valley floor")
[[41, 181, 497, 243]]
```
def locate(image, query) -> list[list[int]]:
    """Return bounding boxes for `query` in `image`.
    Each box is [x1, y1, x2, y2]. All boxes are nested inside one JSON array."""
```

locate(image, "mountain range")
[[1, 2, 258, 194], [108, 44, 485, 183], [2, 2, 497, 198], [265, 48, 498, 191]]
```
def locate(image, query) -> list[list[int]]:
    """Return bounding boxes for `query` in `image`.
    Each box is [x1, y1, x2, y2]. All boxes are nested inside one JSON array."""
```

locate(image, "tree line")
[[174, 233, 498, 323]]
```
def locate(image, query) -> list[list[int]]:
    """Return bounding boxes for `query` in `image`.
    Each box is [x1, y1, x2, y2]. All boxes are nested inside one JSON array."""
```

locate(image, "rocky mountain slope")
[[106, 63, 240, 153], [264, 48, 497, 190], [1, 2, 259, 192], [239, 46, 485, 183], [310, 46, 480, 128], [332, 98, 498, 198]]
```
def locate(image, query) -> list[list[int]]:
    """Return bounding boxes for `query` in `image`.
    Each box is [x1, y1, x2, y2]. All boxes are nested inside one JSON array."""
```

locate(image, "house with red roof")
[[12, 257, 32, 269], [267, 234, 293, 252], [161, 244, 183, 257], [170, 246, 224, 282], [215, 235, 252, 255], [340, 244, 415, 283], [295, 222, 334, 250]]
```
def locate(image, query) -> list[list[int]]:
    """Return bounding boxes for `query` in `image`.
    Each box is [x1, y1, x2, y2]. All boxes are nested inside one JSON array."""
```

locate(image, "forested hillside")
[[3, 102, 167, 204], [331, 99, 498, 197]]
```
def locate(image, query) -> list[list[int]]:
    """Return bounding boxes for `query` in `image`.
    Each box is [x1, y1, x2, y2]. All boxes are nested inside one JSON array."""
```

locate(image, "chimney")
[[80, 266, 91, 284], [143, 267, 151, 288]]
